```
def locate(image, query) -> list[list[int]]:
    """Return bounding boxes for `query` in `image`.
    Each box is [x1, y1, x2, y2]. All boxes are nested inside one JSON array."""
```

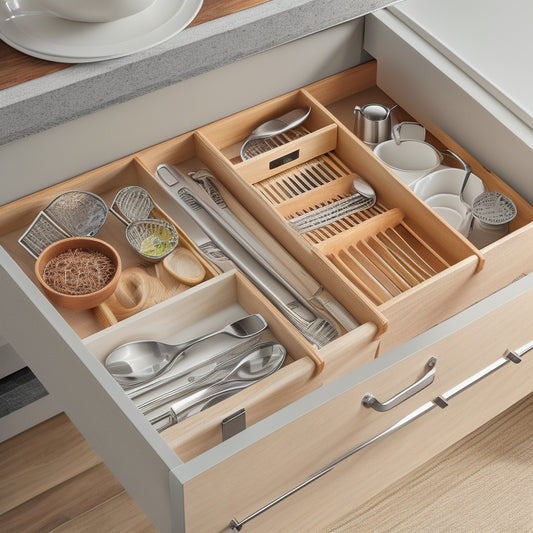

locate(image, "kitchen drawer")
[[179, 273, 533, 532], [1, 53, 532, 533]]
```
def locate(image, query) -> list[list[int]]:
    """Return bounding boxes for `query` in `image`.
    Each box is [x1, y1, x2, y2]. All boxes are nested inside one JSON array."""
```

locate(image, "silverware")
[[240, 107, 311, 160], [150, 342, 286, 430], [126, 336, 259, 399], [138, 341, 283, 414], [287, 177, 376, 233], [155, 164, 339, 348], [187, 169, 359, 332], [105, 314, 268, 387]]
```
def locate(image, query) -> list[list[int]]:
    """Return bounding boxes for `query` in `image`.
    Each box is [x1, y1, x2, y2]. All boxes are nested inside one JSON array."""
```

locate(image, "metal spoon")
[[151, 342, 286, 427], [288, 176, 376, 233], [138, 341, 284, 414], [105, 314, 268, 386], [351, 176, 377, 201], [240, 107, 311, 160]]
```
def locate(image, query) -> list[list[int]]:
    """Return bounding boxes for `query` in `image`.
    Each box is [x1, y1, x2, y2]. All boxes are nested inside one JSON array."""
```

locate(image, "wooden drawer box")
[[1, 58, 532, 533], [182, 273, 533, 531]]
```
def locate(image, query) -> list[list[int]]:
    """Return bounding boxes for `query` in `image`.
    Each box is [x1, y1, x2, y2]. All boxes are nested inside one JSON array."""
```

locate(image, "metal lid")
[[472, 191, 517, 226]]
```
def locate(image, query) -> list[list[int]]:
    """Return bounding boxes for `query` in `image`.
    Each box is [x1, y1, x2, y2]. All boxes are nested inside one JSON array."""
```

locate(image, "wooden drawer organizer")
[[1, 61, 532, 460], [193, 60, 533, 351]]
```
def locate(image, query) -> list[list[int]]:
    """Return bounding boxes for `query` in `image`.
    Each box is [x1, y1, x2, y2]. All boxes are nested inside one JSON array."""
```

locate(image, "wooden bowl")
[[35, 237, 121, 310]]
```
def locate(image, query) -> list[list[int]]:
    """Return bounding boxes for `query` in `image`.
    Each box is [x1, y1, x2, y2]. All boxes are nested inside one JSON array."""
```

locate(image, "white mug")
[[374, 139, 442, 186], [42, 0, 155, 22]]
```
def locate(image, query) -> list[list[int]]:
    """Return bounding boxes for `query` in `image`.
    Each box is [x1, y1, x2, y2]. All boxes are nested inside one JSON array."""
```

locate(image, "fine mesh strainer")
[[19, 191, 108, 258], [126, 219, 179, 261], [110, 185, 154, 225], [472, 191, 517, 226], [111, 186, 179, 261]]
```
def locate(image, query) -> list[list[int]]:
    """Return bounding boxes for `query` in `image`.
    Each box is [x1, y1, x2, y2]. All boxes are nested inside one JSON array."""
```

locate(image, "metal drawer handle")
[[229, 400, 436, 531], [228, 340, 532, 530], [362, 357, 437, 412]]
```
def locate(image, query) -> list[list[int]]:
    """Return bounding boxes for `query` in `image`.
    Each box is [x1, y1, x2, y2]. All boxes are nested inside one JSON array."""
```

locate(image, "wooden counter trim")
[[0, 0, 270, 91]]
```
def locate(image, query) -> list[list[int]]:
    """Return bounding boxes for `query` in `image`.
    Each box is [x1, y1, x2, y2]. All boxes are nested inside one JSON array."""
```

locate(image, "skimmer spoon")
[[105, 314, 268, 386]]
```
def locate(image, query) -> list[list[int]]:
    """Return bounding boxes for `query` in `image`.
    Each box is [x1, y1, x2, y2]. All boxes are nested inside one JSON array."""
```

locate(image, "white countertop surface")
[[391, 0, 533, 129]]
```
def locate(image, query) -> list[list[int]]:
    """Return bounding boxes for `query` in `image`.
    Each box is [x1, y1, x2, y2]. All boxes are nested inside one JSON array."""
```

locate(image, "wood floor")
[[2, 394, 533, 532]]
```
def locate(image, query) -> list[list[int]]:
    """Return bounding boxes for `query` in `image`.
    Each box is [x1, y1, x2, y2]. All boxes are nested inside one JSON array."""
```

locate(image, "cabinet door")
[[174, 272, 533, 532], [0, 247, 180, 533]]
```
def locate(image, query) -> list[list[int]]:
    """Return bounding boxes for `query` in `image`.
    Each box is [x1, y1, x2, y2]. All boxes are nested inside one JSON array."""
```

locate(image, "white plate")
[[0, 0, 203, 62]]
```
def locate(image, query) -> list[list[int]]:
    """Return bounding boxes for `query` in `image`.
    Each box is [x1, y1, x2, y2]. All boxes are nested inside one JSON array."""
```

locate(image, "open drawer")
[[176, 271, 533, 531], [1, 52, 533, 533]]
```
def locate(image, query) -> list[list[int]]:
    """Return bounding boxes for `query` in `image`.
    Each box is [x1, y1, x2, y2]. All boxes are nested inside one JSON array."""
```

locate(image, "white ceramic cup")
[[42, 0, 155, 22], [373, 139, 442, 186], [412, 167, 486, 205], [425, 193, 472, 236]]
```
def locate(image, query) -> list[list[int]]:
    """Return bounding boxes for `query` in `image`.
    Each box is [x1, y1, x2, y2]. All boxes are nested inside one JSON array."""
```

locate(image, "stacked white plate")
[[0, 0, 203, 62]]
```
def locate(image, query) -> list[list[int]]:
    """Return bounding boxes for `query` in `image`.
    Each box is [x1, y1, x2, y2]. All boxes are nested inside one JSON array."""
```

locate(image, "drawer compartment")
[[180, 273, 533, 532], [85, 271, 339, 458], [0, 158, 217, 338]]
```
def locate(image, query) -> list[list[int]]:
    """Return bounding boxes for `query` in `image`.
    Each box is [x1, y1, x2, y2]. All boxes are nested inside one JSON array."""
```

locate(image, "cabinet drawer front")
[[179, 273, 533, 532]]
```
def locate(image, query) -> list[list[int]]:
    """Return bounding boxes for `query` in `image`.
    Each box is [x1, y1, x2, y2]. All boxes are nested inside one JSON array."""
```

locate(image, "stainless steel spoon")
[[240, 107, 311, 160], [105, 314, 268, 386], [151, 342, 286, 427], [288, 176, 376, 233], [138, 341, 284, 414]]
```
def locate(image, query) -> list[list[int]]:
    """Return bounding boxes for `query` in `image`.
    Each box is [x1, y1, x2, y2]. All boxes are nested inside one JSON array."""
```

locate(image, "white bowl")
[[374, 139, 442, 186], [412, 167, 486, 205], [425, 194, 472, 236]]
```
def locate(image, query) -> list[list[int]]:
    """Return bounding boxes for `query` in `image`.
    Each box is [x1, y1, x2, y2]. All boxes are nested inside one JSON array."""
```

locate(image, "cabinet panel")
[[180, 273, 533, 532]]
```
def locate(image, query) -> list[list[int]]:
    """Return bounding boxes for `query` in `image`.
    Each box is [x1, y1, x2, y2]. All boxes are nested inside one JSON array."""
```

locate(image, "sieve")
[[126, 219, 179, 261], [472, 191, 517, 226], [19, 190, 108, 258], [110, 185, 154, 225], [110, 186, 179, 261], [469, 191, 517, 248]]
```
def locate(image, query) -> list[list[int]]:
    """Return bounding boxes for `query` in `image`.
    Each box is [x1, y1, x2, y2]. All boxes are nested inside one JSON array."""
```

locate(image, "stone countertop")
[[1, 0, 398, 146]]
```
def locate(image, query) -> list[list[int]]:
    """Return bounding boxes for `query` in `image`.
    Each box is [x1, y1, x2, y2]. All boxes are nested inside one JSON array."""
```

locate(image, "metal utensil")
[[442, 150, 472, 205], [110, 186, 179, 261], [240, 107, 311, 160], [187, 168, 359, 331], [105, 313, 268, 386], [288, 177, 376, 233], [155, 164, 338, 350], [151, 342, 286, 429], [138, 341, 284, 414], [19, 190, 108, 258], [110, 185, 154, 225], [127, 336, 260, 399]]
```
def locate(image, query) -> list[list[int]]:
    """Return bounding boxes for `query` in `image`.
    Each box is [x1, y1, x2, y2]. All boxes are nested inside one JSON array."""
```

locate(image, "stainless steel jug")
[[353, 103, 396, 146]]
